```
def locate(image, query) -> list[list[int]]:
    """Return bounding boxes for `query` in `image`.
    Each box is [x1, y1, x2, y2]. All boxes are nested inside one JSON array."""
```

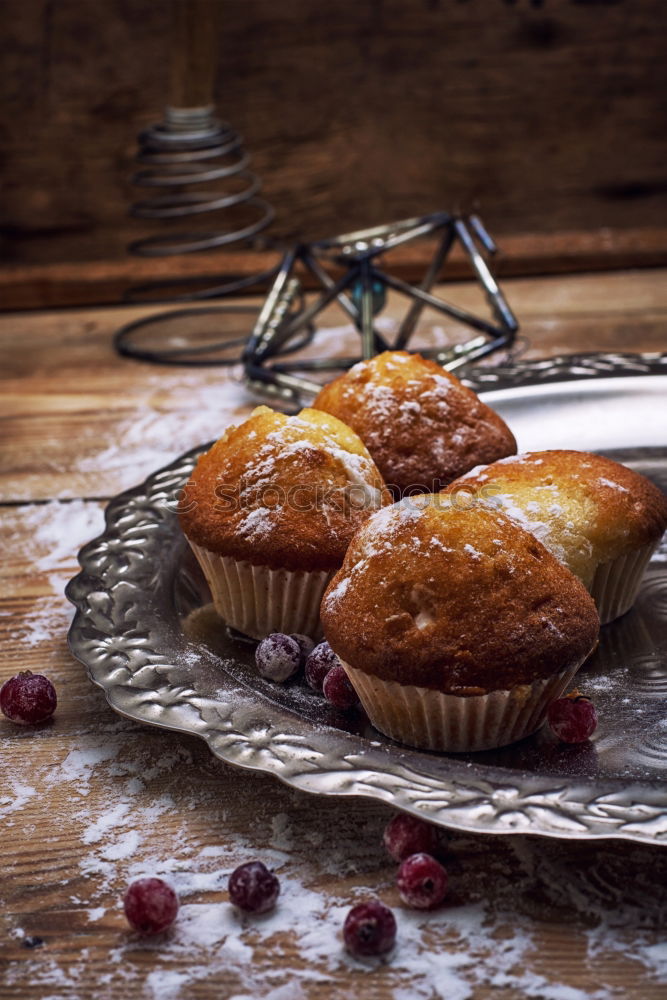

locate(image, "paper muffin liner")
[[342, 660, 585, 753], [589, 540, 658, 626], [189, 541, 332, 640]]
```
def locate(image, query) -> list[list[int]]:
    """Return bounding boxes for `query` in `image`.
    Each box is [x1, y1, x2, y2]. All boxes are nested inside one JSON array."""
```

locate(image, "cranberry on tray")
[[255, 634, 302, 683], [547, 692, 598, 744], [290, 633, 316, 666], [304, 641, 338, 691], [322, 664, 359, 709]]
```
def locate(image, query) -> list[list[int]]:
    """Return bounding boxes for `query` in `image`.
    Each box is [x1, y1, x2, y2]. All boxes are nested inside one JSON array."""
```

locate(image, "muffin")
[[321, 495, 599, 752], [179, 405, 392, 639], [312, 350, 516, 495], [452, 450, 667, 624]]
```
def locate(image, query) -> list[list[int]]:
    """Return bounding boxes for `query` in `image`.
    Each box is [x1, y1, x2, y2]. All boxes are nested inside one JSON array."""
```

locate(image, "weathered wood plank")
[[2, 0, 666, 308], [3, 228, 667, 311], [1, 269, 666, 503]]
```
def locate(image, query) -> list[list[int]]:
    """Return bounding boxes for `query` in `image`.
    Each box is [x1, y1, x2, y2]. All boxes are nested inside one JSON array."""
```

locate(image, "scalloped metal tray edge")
[[66, 352, 667, 845]]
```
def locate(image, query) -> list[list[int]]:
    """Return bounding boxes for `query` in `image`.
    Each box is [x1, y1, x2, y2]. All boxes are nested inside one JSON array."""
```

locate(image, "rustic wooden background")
[[1, 0, 667, 308]]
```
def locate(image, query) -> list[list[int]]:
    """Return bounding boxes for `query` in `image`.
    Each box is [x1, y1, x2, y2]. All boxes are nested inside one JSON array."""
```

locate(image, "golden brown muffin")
[[180, 406, 391, 638], [180, 405, 391, 571], [312, 350, 516, 495], [452, 450, 667, 624], [321, 495, 599, 751]]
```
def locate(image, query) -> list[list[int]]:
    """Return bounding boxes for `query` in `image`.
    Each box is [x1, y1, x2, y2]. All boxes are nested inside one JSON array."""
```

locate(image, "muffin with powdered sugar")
[[451, 450, 667, 624], [313, 350, 516, 496], [180, 406, 391, 639], [320, 494, 599, 752]]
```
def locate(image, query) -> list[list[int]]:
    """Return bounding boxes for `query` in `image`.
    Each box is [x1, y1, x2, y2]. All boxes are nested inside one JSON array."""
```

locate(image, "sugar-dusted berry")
[[255, 633, 301, 683], [322, 664, 358, 709], [547, 691, 597, 743], [228, 861, 280, 914], [343, 900, 396, 957], [0, 672, 57, 725], [396, 852, 448, 909], [290, 634, 316, 667], [123, 877, 179, 934], [304, 641, 338, 691], [383, 812, 440, 862]]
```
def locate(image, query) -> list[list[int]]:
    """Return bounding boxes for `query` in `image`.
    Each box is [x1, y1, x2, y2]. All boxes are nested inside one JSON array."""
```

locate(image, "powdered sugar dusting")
[[223, 410, 385, 543], [4, 725, 667, 1000], [70, 374, 252, 497], [599, 477, 630, 493], [237, 506, 276, 540], [3, 637, 666, 995], [5, 499, 106, 648]]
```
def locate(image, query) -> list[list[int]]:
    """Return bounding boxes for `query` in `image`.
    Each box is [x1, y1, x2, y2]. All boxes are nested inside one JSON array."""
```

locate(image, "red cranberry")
[[396, 853, 448, 910], [123, 877, 179, 934], [290, 633, 316, 667], [383, 812, 440, 862], [343, 900, 397, 957], [0, 671, 57, 725], [322, 664, 358, 709], [228, 861, 280, 913], [255, 633, 302, 682], [547, 693, 597, 743], [304, 641, 338, 691]]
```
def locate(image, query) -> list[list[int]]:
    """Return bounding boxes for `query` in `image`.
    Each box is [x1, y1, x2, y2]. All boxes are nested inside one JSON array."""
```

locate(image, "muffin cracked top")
[[313, 350, 517, 494], [452, 450, 667, 587], [179, 406, 392, 572], [321, 495, 599, 695]]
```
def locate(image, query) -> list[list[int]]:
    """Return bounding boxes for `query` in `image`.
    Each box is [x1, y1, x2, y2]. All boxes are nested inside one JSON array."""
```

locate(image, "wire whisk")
[[115, 0, 279, 362], [126, 106, 276, 303]]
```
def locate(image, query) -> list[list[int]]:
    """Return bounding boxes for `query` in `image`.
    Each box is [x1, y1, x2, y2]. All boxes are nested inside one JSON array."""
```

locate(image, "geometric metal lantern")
[[243, 211, 519, 408]]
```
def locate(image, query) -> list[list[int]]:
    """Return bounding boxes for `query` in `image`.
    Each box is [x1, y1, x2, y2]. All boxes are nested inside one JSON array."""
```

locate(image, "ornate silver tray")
[[66, 352, 667, 845]]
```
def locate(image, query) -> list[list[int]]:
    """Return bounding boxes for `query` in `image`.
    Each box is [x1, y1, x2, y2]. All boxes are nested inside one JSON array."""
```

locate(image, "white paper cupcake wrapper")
[[589, 541, 658, 625], [342, 660, 586, 753], [189, 542, 332, 640]]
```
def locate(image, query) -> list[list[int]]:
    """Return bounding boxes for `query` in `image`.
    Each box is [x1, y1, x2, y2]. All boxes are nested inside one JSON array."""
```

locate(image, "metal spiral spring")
[[115, 106, 283, 366], [126, 106, 277, 302]]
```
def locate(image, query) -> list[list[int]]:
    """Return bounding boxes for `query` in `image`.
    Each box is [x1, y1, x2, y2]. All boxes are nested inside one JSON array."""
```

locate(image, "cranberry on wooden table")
[[123, 878, 179, 935], [383, 812, 440, 862], [343, 900, 397, 958], [228, 861, 280, 914], [0, 671, 57, 725], [396, 853, 449, 910]]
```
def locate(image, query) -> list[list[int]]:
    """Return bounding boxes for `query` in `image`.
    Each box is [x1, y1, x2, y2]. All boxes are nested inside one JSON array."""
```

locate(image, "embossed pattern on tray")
[[66, 352, 667, 845]]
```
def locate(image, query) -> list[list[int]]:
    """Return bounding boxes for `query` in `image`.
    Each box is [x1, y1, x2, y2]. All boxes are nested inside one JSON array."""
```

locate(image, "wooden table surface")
[[2, 269, 667, 1000]]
